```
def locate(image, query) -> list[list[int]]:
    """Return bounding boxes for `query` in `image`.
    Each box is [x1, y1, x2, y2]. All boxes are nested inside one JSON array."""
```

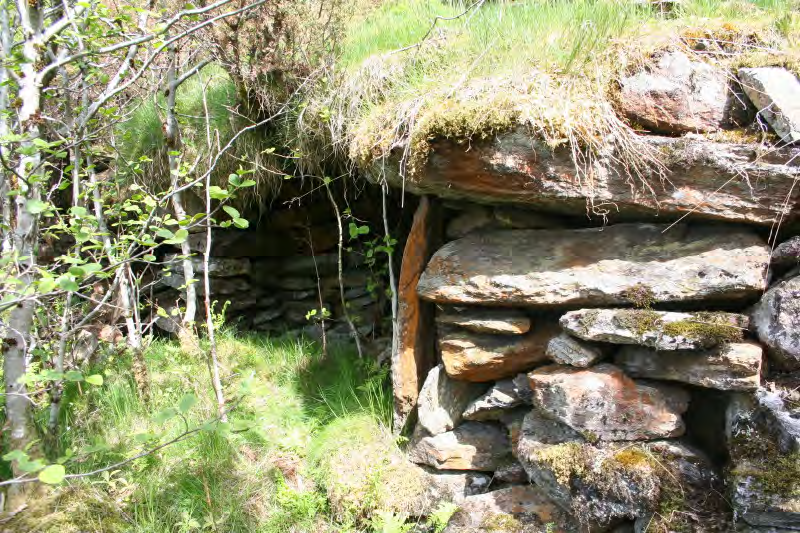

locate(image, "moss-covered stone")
[[622, 283, 656, 309], [661, 312, 744, 344], [616, 309, 662, 336]]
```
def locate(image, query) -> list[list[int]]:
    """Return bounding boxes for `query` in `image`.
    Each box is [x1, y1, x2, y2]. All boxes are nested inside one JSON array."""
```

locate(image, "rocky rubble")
[[402, 218, 800, 531]]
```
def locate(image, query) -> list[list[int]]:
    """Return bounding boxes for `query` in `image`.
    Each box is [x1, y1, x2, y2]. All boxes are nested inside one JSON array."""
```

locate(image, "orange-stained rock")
[[618, 51, 750, 134], [439, 323, 558, 382], [528, 363, 686, 440], [392, 196, 442, 432], [372, 130, 800, 227]]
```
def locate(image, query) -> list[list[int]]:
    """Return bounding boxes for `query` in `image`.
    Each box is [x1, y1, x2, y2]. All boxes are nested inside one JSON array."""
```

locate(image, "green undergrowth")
[[294, 0, 800, 198], [8, 330, 415, 533], [118, 65, 282, 210]]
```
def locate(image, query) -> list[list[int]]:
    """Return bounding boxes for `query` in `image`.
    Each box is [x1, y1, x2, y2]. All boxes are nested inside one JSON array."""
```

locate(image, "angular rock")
[[528, 363, 686, 440], [493, 206, 569, 230], [252, 307, 283, 326], [165, 253, 251, 277], [439, 324, 557, 382], [756, 377, 800, 454], [446, 205, 495, 239], [437, 306, 531, 335], [615, 342, 763, 391], [374, 130, 800, 226], [418, 224, 769, 307], [411, 469, 492, 516], [493, 460, 529, 485], [279, 253, 339, 276], [726, 394, 800, 530], [518, 410, 725, 529], [462, 378, 530, 421], [561, 308, 748, 351], [771, 236, 800, 271], [739, 67, 800, 144], [443, 485, 579, 533], [392, 196, 441, 432], [408, 421, 512, 471], [619, 51, 744, 134], [417, 365, 487, 435], [752, 275, 800, 371], [546, 333, 605, 367]]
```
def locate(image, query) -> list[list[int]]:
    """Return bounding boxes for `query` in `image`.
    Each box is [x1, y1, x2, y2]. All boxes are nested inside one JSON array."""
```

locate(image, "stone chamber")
[[150, 60, 800, 532]]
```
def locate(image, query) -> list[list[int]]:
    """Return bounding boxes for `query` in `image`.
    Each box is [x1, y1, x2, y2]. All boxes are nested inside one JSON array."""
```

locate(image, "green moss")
[[581, 430, 600, 444], [533, 442, 589, 485], [482, 513, 524, 532], [616, 309, 662, 336], [662, 313, 744, 344], [609, 448, 656, 470], [730, 417, 800, 502], [622, 284, 656, 309]]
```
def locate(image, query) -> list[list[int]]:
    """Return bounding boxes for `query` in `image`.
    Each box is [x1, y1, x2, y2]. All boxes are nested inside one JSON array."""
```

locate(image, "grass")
[[6, 329, 413, 532], [117, 65, 282, 209], [292, 0, 800, 205]]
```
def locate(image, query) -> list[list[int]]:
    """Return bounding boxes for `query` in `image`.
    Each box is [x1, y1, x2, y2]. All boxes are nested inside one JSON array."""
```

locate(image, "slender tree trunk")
[[323, 179, 362, 358], [0, 6, 11, 253], [200, 74, 226, 421], [382, 183, 399, 364], [164, 33, 197, 329], [4, 0, 45, 510], [89, 160, 148, 400]]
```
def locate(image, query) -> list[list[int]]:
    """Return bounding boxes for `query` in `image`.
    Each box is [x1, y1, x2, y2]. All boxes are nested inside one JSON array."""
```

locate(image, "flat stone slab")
[[417, 365, 486, 435], [528, 363, 687, 441], [560, 309, 749, 351], [437, 306, 531, 335], [739, 67, 800, 144], [546, 333, 605, 367], [374, 131, 800, 226], [408, 421, 511, 471], [615, 342, 763, 391], [439, 324, 557, 382], [418, 223, 769, 307], [392, 196, 441, 432], [461, 378, 529, 421]]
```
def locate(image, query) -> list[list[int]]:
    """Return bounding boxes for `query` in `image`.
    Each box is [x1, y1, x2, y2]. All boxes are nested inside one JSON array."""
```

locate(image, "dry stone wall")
[[149, 223, 386, 342], [392, 64, 800, 532], [404, 214, 800, 532]]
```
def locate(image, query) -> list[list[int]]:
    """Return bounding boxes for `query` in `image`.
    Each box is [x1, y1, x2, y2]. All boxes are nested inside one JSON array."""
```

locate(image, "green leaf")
[[65, 370, 84, 382], [68, 266, 86, 277], [68, 206, 88, 217], [57, 276, 79, 292], [222, 206, 240, 219], [82, 263, 103, 274], [26, 199, 48, 214], [208, 186, 229, 200], [164, 229, 188, 245], [153, 407, 178, 424], [3, 450, 28, 462], [38, 276, 56, 293], [38, 464, 66, 485], [85, 374, 104, 386], [156, 228, 174, 239], [233, 218, 249, 229], [239, 179, 256, 187], [178, 394, 197, 413]]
